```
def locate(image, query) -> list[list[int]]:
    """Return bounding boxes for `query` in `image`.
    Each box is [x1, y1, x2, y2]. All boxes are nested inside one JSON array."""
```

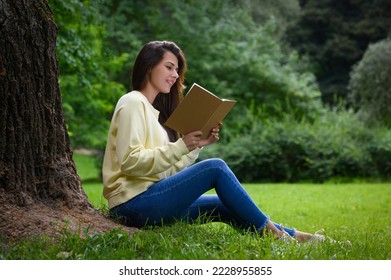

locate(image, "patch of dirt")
[[0, 200, 137, 243]]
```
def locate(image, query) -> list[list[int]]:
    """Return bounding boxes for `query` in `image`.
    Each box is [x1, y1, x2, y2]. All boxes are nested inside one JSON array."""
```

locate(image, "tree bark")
[[0, 0, 88, 206], [0, 0, 133, 241]]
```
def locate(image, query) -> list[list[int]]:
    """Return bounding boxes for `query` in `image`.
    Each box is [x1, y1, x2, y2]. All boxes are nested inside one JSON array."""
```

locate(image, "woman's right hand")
[[182, 131, 203, 151]]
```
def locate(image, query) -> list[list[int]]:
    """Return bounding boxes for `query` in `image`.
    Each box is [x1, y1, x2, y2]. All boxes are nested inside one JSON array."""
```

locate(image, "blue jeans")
[[110, 158, 295, 236]]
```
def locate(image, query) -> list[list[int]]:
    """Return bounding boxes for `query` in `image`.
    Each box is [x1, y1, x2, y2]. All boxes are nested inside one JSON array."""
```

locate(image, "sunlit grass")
[[3, 153, 388, 260], [77, 181, 391, 259], [74, 154, 391, 259]]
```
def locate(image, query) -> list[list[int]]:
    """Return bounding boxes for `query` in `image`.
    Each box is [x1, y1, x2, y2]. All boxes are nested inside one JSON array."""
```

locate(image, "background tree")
[[286, 0, 391, 105], [0, 0, 132, 240], [247, 0, 300, 37], [348, 38, 391, 128]]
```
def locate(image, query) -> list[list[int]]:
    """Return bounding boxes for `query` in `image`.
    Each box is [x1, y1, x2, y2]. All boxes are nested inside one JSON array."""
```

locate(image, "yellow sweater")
[[102, 91, 201, 209]]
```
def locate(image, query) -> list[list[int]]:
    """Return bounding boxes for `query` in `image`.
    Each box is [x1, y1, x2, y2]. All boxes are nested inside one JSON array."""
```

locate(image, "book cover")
[[165, 83, 236, 139]]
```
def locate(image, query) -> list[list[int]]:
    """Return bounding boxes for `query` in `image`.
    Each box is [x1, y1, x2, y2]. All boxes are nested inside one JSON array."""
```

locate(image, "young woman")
[[102, 40, 323, 243]]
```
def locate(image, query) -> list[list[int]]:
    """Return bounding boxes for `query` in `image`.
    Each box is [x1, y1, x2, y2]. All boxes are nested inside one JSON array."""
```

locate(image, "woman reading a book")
[[102, 40, 326, 243]]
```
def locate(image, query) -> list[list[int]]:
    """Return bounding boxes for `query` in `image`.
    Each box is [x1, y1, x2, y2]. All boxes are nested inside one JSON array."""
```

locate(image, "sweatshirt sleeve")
[[115, 99, 189, 178], [168, 147, 201, 176]]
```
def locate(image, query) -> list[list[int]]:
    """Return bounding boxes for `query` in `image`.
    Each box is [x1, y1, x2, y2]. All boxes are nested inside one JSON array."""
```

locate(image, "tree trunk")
[[0, 0, 134, 241]]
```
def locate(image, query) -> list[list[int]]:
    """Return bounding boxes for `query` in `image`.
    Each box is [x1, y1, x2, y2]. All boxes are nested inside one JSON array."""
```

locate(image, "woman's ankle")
[[265, 221, 284, 239]]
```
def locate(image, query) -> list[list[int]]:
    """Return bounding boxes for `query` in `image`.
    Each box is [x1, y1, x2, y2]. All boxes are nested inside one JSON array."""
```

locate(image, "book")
[[165, 83, 236, 139]]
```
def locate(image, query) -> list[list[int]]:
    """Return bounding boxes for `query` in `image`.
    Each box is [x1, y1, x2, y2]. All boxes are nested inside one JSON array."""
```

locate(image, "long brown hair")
[[131, 41, 187, 142]]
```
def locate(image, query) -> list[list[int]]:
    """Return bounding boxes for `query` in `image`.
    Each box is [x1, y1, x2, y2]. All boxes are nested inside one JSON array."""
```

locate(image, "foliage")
[[365, 128, 391, 178], [200, 109, 391, 182], [50, 0, 125, 149], [348, 39, 391, 128], [286, 0, 391, 104], [247, 0, 300, 31], [2, 182, 391, 260]]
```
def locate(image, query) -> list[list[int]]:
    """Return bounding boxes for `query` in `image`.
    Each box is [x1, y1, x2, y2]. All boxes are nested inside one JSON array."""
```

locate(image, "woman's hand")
[[182, 124, 221, 151], [199, 127, 220, 147], [182, 131, 203, 151]]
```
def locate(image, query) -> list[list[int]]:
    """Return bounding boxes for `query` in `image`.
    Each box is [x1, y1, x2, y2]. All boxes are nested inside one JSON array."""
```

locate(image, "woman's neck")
[[140, 84, 159, 104]]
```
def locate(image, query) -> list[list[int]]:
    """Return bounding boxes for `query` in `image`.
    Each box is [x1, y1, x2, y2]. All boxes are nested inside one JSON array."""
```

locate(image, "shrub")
[[200, 110, 390, 182], [366, 128, 391, 179]]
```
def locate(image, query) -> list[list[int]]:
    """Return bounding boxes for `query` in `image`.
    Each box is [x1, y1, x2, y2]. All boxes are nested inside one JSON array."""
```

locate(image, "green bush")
[[366, 128, 391, 179], [200, 110, 390, 182]]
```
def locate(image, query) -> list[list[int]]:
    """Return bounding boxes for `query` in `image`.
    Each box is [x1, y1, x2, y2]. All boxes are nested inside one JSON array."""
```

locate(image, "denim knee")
[[202, 158, 228, 170]]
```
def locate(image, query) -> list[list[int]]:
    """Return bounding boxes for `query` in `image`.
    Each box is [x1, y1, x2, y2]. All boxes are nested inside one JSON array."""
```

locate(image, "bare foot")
[[293, 230, 313, 243]]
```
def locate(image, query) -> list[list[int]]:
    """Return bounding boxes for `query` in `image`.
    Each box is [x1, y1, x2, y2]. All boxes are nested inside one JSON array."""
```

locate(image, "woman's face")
[[148, 51, 179, 94]]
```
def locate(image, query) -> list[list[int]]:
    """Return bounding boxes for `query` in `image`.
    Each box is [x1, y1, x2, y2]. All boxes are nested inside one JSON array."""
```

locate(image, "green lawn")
[[2, 153, 390, 260], [77, 182, 390, 260], [73, 153, 391, 260]]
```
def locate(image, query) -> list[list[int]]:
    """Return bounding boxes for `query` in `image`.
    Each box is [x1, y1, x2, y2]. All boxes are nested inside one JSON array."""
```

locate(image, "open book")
[[165, 83, 236, 139]]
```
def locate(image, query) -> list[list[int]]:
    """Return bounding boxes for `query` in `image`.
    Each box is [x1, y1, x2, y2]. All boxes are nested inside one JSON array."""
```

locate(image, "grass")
[[1, 153, 390, 260]]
